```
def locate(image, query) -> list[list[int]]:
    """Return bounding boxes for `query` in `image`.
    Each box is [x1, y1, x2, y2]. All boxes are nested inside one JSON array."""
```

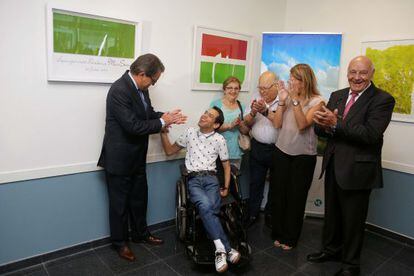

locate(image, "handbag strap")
[[236, 100, 243, 120]]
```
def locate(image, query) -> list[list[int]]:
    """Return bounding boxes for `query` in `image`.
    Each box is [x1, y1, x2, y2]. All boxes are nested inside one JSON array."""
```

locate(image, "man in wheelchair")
[[160, 106, 241, 273]]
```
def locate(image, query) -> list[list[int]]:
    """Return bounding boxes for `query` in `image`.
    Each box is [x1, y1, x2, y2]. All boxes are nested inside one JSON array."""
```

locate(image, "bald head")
[[348, 56, 375, 74], [258, 71, 279, 103], [259, 71, 278, 84], [347, 56, 375, 93]]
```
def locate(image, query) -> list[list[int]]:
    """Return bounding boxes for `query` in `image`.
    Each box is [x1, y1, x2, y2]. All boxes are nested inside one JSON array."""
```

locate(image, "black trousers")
[[322, 156, 371, 267], [270, 147, 316, 247], [247, 138, 275, 218], [105, 171, 150, 247]]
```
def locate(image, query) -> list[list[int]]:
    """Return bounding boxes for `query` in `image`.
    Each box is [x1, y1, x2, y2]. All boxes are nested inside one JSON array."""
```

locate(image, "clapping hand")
[[250, 99, 267, 116], [162, 109, 188, 126], [313, 106, 338, 128], [255, 99, 267, 114], [277, 80, 289, 102]]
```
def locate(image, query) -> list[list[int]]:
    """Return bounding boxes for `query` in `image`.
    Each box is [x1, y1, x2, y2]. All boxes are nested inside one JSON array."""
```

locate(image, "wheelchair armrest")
[[230, 164, 241, 176], [180, 164, 189, 176]]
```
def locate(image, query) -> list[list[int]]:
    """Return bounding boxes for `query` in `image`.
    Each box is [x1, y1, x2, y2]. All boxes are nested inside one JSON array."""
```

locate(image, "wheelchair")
[[175, 163, 252, 266]]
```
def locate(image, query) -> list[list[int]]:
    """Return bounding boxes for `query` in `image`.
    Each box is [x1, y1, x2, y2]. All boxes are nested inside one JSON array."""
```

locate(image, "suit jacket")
[[98, 71, 163, 175], [315, 83, 395, 190]]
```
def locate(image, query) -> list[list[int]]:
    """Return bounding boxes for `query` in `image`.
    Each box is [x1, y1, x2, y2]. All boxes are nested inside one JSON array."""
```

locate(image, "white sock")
[[213, 239, 225, 252]]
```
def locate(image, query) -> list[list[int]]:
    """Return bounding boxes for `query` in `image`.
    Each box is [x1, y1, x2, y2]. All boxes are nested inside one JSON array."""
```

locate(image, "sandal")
[[281, 244, 293, 250], [274, 240, 282, 247]]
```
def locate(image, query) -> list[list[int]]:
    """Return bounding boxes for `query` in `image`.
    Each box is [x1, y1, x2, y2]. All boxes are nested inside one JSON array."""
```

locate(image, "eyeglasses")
[[225, 86, 240, 91], [257, 83, 275, 91]]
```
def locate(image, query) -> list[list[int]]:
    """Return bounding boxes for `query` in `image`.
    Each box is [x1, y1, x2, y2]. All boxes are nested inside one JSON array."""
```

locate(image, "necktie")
[[343, 92, 358, 119], [138, 90, 147, 111]]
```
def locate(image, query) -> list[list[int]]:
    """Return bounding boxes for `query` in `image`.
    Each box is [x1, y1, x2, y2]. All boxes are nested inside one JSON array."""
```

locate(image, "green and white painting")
[[362, 39, 414, 122], [47, 4, 141, 83]]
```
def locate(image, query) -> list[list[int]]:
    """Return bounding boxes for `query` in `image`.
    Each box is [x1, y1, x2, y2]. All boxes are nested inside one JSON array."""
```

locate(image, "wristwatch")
[[292, 99, 300, 106]]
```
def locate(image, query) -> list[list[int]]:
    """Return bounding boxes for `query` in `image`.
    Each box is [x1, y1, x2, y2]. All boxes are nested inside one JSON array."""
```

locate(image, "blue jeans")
[[188, 175, 231, 251]]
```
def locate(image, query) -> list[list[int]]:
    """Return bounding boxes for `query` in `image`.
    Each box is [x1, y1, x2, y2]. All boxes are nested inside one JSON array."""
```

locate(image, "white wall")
[[284, 0, 414, 174], [0, 0, 287, 183]]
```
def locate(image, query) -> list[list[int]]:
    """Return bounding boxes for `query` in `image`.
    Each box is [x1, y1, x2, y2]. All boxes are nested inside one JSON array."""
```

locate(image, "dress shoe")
[[334, 267, 360, 276], [307, 251, 339, 263], [133, 234, 164, 245], [117, 245, 135, 261]]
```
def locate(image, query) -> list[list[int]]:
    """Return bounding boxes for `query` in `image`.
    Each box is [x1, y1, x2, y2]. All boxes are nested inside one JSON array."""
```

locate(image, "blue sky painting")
[[261, 33, 342, 100]]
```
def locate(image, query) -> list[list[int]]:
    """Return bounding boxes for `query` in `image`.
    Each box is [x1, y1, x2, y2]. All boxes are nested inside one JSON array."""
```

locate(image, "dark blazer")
[[315, 83, 395, 190], [98, 71, 163, 175]]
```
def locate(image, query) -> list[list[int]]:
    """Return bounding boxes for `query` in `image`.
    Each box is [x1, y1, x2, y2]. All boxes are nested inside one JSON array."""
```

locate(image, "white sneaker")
[[227, 248, 241, 264], [215, 250, 228, 273]]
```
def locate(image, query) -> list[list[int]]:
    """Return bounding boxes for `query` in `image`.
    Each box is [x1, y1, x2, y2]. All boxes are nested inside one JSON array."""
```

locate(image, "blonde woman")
[[270, 64, 325, 250]]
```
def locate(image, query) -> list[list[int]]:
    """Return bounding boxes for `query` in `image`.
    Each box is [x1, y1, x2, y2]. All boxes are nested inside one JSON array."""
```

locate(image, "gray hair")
[[130, 53, 165, 77]]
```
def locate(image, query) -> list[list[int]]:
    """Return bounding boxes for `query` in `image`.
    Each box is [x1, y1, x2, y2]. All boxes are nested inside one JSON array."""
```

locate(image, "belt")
[[252, 138, 275, 147], [188, 170, 216, 178]]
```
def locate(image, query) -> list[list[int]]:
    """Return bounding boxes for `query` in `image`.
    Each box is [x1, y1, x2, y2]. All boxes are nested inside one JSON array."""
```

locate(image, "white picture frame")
[[362, 39, 414, 123], [46, 3, 142, 83], [191, 26, 254, 91]]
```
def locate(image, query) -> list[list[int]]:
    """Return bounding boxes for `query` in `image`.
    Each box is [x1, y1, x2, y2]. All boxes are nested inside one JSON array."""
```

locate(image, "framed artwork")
[[261, 32, 342, 101], [362, 39, 414, 123], [261, 32, 342, 157], [191, 26, 253, 91], [46, 4, 142, 83]]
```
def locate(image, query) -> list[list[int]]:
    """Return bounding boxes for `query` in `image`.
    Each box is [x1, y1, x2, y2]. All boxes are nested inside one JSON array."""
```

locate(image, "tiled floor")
[[4, 216, 414, 275]]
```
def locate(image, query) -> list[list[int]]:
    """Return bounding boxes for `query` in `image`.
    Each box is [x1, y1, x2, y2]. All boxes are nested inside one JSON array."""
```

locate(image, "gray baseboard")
[[0, 219, 175, 275], [365, 222, 414, 247]]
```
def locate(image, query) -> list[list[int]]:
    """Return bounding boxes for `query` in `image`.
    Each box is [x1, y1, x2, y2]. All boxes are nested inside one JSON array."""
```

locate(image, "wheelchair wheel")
[[175, 179, 187, 241]]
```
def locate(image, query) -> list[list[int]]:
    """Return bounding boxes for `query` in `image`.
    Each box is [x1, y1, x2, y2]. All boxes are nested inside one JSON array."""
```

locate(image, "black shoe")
[[334, 267, 360, 276], [307, 251, 339, 263]]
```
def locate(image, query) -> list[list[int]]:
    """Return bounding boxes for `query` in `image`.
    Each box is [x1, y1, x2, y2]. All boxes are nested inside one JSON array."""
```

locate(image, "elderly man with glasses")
[[242, 71, 280, 227]]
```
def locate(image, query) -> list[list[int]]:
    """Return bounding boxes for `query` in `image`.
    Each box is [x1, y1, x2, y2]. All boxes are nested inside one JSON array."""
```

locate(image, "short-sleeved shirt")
[[176, 127, 229, 172], [209, 98, 245, 160], [276, 96, 325, 156], [245, 96, 279, 144]]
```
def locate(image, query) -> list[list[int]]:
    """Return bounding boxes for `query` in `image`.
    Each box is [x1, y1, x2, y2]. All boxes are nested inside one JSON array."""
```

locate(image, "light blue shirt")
[[210, 98, 245, 160]]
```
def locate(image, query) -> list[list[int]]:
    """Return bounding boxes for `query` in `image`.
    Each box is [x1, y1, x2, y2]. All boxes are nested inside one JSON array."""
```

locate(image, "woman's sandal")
[[281, 244, 293, 250]]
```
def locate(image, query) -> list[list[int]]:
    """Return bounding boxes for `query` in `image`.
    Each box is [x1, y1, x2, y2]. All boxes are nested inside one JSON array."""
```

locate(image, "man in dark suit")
[[98, 53, 186, 261], [308, 56, 395, 276]]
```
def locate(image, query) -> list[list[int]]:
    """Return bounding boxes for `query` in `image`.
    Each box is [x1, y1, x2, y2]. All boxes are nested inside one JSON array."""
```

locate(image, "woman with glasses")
[[270, 64, 325, 250], [209, 76, 249, 168]]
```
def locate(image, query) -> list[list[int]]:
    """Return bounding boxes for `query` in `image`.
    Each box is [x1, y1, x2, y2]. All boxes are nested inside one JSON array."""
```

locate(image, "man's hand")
[[313, 106, 338, 127], [250, 100, 259, 116], [162, 109, 187, 126], [160, 125, 171, 133], [254, 99, 267, 114], [220, 187, 229, 197]]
